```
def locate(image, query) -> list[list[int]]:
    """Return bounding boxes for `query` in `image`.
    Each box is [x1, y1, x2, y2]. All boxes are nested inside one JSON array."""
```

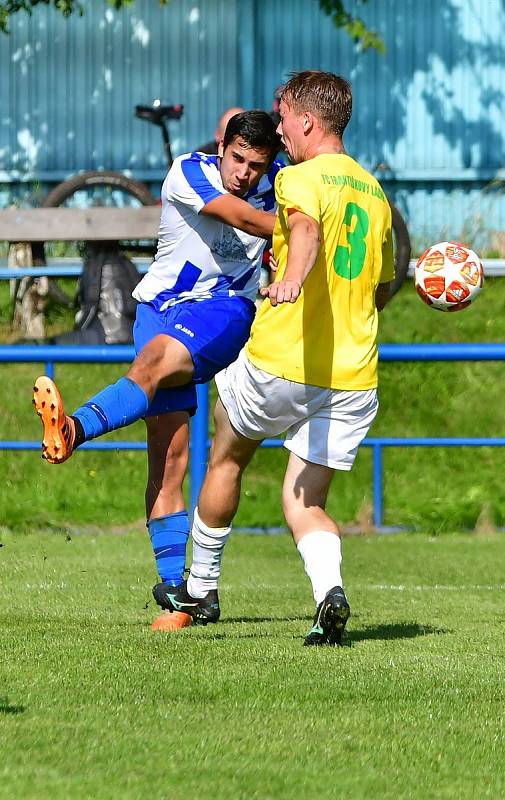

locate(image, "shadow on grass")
[[0, 697, 25, 714], [221, 614, 313, 625], [346, 622, 447, 644]]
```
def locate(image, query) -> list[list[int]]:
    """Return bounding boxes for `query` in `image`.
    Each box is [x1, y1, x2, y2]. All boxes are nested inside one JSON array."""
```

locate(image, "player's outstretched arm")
[[202, 194, 275, 238], [260, 211, 320, 307]]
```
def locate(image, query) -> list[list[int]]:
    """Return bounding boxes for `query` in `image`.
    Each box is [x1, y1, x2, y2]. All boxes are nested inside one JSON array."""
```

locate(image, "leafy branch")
[[319, 0, 385, 53], [1, 0, 384, 54]]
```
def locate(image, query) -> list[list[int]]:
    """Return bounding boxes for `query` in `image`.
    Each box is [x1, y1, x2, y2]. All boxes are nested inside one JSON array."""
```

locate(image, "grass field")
[[1, 272, 505, 798], [1, 529, 504, 799]]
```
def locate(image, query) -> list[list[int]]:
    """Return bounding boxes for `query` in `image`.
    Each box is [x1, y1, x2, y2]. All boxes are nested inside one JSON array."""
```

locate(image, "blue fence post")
[[45, 361, 55, 379], [372, 443, 383, 528], [189, 383, 209, 518]]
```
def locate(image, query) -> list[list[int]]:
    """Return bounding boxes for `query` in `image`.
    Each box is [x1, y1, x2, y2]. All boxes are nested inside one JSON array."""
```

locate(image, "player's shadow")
[[345, 621, 447, 644], [221, 614, 312, 625], [0, 697, 25, 715]]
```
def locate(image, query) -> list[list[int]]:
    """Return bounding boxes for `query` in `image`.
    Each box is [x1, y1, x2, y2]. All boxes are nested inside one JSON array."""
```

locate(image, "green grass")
[[1, 530, 505, 799], [0, 278, 504, 532]]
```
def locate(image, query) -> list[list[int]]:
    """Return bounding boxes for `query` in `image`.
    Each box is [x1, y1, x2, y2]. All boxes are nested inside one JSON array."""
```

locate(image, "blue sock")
[[148, 511, 189, 586], [73, 377, 149, 441]]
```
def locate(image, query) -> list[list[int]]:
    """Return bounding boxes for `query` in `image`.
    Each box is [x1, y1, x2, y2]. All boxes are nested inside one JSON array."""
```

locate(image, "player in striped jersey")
[[33, 110, 282, 630]]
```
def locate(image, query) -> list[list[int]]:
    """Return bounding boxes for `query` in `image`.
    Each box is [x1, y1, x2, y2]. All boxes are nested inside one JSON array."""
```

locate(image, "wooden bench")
[[0, 207, 160, 242]]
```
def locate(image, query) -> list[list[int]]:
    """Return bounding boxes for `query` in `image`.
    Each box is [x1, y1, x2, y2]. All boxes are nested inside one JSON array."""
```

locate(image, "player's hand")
[[260, 279, 301, 306]]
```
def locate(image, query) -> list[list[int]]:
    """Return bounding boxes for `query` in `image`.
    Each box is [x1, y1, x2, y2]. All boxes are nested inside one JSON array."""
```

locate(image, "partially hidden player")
[[33, 110, 282, 631]]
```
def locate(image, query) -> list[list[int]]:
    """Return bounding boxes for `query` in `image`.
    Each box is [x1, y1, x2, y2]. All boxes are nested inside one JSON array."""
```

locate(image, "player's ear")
[[303, 113, 314, 133], [217, 139, 225, 158]]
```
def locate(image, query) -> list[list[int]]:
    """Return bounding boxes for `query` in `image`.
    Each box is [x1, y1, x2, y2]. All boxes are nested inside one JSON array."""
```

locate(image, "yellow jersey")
[[246, 153, 394, 390]]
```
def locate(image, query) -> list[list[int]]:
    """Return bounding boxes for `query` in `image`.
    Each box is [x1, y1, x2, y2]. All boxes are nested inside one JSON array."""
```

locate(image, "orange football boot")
[[151, 610, 193, 632], [33, 376, 76, 464]]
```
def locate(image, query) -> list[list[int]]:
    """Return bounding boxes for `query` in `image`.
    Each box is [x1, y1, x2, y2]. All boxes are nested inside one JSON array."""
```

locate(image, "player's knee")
[[281, 488, 317, 529], [136, 335, 169, 372]]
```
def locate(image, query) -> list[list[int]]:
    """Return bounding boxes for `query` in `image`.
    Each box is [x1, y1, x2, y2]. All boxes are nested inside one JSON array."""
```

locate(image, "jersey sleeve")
[[274, 165, 320, 223], [167, 154, 225, 214], [379, 223, 395, 283]]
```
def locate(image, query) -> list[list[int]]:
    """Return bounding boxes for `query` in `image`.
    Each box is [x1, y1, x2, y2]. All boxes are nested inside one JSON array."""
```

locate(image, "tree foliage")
[[319, 0, 384, 53], [0, 0, 165, 32], [0, 1, 80, 32], [0, 0, 384, 53]]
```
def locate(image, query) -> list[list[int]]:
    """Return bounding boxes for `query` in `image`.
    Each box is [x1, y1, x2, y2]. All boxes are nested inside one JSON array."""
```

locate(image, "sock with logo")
[[296, 530, 343, 605], [71, 377, 149, 442], [187, 506, 231, 598], [148, 512, 189, 586]]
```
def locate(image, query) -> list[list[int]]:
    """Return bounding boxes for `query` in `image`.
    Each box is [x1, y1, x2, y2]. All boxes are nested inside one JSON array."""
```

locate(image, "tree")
[[0, 0, 384, 51]]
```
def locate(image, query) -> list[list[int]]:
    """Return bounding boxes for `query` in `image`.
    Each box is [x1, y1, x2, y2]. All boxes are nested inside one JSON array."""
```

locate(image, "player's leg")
[[33, 304, 194, 464], [145, 411, 195, 632], [154, 349, 305, 620], [146, 411, 189, 521], [152, 396, 260, 623], [281, 452, 349, 646], [127, 334, 193, 393], [283, 387, 379, 645], [189, 396, 260, 584], [34, 296, 255, 464], [199, 398, 261, 527], [151, 300, 260, 622]]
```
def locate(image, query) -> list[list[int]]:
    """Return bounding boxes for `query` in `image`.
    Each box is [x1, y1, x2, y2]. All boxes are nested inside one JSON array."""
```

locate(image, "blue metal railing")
[[2, 259, 505, 279], [0, 262, 150, 280], [1, 343, 504, 527]]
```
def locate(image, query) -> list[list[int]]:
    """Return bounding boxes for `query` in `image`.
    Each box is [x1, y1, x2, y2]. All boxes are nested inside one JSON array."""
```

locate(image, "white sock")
[[296, 530, 343, 605], [187, 507, 231, 598]]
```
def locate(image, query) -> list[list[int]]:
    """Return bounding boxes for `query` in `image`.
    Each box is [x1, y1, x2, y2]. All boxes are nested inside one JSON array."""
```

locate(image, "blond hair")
[[281, 71, 352, 138]]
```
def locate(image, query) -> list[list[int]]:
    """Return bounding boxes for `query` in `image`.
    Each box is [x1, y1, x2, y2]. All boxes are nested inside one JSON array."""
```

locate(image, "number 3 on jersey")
[[333, 202, 369, 280]]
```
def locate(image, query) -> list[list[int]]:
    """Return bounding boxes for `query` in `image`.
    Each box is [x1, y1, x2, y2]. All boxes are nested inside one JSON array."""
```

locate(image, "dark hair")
[[281, 71, 352, 138], [223, 110, 281, 162]]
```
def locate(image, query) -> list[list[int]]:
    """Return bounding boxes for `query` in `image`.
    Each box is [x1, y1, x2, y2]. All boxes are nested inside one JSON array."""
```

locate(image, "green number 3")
[[333, 202, 369, 280]]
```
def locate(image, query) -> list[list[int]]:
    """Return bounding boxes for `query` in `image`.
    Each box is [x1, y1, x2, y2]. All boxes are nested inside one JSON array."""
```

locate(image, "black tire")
[[388, 199, 411, 299], [42, 170, 158, 208]]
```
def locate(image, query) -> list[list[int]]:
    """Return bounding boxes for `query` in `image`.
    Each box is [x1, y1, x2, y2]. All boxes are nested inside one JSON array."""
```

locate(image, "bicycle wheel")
[[42, 170, 158, 208], [388, 199, 411, 299]]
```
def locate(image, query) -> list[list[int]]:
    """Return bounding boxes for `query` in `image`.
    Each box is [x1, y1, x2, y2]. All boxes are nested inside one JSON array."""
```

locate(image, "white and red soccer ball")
[[414, 241, 484, 312]]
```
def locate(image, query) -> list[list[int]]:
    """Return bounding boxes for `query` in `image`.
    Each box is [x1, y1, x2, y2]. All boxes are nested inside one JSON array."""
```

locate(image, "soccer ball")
[[414, 241, 484, 312]]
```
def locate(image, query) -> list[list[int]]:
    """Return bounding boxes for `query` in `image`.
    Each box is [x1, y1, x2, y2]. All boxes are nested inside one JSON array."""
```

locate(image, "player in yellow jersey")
[[153, 71, 394, 644]]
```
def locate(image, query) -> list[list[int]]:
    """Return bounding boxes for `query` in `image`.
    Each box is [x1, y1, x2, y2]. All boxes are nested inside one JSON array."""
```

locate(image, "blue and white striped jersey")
[[133, 152, 282, 309]]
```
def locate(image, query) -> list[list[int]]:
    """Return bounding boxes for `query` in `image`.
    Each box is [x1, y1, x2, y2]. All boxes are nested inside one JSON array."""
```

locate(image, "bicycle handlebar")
[[135, 103, 184, 126]]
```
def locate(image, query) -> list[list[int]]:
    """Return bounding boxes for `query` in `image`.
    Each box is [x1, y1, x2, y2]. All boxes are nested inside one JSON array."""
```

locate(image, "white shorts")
[[215, 349, 378, 471]]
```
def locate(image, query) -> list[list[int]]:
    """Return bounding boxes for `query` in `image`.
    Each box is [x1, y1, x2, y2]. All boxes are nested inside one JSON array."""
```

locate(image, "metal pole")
[[372, 443, 383, 528]]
